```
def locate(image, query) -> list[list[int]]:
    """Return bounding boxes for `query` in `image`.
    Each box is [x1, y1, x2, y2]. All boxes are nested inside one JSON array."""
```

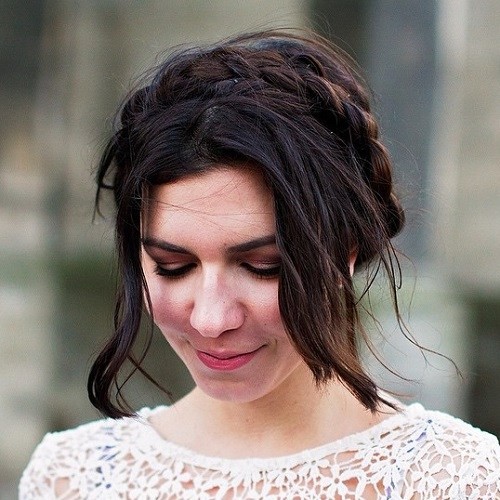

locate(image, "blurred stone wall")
[[432, 0, 500, 292], [430, 0, 500, 435], [0, 0, 56, 491]]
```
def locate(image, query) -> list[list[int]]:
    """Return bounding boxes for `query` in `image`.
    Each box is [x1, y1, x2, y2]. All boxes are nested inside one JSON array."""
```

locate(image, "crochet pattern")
[[19, 403, 500, 499]]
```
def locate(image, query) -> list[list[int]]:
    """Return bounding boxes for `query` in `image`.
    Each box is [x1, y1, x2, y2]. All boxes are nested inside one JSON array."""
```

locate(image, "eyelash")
[[153, 263, 281, 279], [241, 263, 281, 279], [154, 264, 195, 278]]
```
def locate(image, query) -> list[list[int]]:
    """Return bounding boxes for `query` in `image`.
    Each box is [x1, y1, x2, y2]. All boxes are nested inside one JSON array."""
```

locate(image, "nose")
[[189, 271, 245, 338]]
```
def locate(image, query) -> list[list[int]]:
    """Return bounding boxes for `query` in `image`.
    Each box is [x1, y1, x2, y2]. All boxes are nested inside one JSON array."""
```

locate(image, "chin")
[[195, 377, 269, 404]]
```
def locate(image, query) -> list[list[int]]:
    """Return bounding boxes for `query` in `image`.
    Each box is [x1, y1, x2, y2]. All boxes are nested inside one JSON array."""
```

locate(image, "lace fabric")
[[19, 403, 500, 499]]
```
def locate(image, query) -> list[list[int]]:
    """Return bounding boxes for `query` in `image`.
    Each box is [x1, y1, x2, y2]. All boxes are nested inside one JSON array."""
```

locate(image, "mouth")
[[195, 347, 262, 371], [200, 349, 257, 360]]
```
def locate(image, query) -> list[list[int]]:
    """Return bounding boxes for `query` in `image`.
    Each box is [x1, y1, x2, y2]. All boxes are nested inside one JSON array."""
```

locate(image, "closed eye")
[[154, 263, 196, 278], [241, 262, 281, 278]]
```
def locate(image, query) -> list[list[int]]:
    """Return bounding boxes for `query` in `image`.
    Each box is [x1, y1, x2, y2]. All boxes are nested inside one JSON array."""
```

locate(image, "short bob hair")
[[90, 29, 405, 418]]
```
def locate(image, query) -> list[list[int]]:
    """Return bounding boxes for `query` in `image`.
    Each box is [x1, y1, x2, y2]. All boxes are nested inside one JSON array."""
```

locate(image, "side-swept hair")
[[90, 30, 405, 418]]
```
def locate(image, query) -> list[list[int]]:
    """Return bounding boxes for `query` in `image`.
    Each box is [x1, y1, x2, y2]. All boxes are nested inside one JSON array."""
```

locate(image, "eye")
[[241, 262, 281, 279], [154, 263, 196, 278]]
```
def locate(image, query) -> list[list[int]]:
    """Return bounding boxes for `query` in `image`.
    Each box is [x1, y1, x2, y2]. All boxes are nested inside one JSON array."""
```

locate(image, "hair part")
[[90, 29, 405, 418]]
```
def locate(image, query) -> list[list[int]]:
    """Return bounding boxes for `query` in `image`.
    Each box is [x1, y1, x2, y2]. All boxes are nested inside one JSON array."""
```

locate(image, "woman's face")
[[141, 166, 306, 404]]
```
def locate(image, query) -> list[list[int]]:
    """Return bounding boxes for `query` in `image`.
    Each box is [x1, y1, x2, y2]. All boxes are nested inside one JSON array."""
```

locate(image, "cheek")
[[256, 290, 281, 322], [248, 286, 286, 337], [146, 282, 188, 334]]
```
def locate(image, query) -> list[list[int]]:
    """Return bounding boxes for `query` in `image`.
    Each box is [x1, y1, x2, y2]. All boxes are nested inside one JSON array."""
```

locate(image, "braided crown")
[[116, 33, 404, 264]]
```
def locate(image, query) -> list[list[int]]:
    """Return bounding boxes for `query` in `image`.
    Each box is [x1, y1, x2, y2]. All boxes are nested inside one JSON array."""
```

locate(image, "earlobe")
[[348, 249, 358, 276], [338, 250, 357, 288]]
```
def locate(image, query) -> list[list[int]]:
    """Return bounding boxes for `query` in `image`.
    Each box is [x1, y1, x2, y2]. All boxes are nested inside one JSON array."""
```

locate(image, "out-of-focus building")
[[0, 0, 498, 496]]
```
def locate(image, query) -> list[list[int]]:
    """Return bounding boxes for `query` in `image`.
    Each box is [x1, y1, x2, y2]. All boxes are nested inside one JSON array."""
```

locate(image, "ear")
[[348, 248, 358, 276]]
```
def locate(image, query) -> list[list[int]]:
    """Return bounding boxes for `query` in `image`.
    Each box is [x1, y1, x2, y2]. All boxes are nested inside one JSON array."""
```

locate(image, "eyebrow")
[[141, 234, 276, 255]]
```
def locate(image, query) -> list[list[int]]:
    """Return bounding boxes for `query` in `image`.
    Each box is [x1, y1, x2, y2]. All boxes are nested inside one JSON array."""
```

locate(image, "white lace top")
[[19, 403, 499, 499]]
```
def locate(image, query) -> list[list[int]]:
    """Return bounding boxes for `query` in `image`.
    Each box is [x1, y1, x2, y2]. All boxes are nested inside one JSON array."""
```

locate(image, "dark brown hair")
[[90, 29, 405, 418]]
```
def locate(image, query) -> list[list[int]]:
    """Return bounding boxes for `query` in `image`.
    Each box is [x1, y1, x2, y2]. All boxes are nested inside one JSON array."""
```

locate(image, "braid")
[[259, 47, 405, 259]]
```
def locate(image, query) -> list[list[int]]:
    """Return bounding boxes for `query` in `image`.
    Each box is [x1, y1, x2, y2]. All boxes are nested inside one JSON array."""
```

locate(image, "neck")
[[166, 366, 381, 458]]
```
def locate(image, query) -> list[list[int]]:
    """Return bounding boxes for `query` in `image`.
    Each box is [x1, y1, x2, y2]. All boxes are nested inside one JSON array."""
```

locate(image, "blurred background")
[[1, 0, 499, 496]]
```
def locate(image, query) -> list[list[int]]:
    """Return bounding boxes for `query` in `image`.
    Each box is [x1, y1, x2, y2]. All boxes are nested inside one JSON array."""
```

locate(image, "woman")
[[20, 30, 499, 498]]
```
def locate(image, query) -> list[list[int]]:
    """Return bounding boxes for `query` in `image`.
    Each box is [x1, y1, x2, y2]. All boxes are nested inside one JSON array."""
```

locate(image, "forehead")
[[143, 167, 275, 234]]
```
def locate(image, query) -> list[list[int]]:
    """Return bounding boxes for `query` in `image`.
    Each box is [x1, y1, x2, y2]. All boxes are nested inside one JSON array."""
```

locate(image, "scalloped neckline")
[[133, 402, 424, 470]]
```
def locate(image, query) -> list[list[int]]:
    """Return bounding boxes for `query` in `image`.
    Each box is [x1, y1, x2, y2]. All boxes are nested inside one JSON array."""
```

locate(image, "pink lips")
[[196, 348, 260, 371]]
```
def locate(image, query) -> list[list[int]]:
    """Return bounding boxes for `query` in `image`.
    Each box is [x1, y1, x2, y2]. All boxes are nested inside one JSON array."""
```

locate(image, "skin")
[[141, 166, 393, 458]]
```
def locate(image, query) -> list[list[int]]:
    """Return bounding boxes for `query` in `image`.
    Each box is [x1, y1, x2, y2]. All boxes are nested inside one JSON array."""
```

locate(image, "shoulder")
[[399, 403, 500, 459], [23, 410, 145, 463], [18, 408, 160, 499], [390, 403, 500, 497]]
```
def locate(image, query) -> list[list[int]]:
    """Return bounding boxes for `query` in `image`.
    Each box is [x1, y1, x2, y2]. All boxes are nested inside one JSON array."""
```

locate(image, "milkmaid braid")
[[139, 32, 404, 262]]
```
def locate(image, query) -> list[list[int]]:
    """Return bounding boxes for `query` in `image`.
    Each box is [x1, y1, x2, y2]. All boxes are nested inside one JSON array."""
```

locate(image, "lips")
[[195, 347, 261, 371]]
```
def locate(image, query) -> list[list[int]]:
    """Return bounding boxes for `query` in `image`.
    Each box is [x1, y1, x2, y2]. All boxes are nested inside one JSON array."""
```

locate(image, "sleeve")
[[19, 433, 58, 499], [399, 412, 500, 499], [18, 432, 73, 500], [462, 433, 500, 499]]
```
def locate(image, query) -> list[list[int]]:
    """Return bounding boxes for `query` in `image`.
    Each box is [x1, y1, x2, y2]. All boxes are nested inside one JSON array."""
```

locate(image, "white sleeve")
[[19, 433, 73, 500], [462, 434, 500, 498]]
